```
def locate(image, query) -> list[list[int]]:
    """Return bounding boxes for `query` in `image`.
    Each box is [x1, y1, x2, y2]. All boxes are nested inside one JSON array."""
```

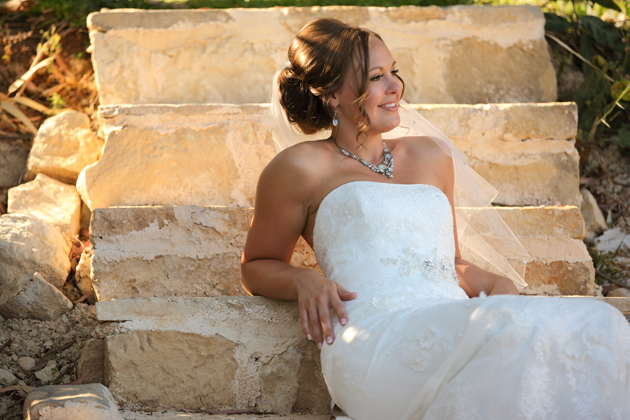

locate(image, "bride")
[[241, 18, 630, 419]]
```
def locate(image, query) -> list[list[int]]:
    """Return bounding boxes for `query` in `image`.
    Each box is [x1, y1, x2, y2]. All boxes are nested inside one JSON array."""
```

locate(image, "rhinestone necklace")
[[337, 141, 394, 179]]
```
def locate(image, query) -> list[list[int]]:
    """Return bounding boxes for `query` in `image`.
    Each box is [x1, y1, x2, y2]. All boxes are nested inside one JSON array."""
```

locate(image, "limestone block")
[[78, 104, 275, 210], [90, 205, 318, 301], [580, 188, 608, 242], [464, 206, 594, 295], [0, 139, 29, 188], [79, 102, 578, 211], [25, 110, 104, 184], [0, 272, 73, 320], [518, 237, 595, 296], [24, 383, 123, 420], [0, 214, 70, 290], [97, 297, 330, 414], [487, 206, 584, 239], [91, 205, 591, 301], [8, 173, 82, 240], [88, 6, 556, 105], [77, 338, 105, 384], [417, 103, 580, 206]]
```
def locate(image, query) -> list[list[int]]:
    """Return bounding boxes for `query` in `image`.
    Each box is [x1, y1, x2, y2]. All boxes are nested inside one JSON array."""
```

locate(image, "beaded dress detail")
[[314, 181, 630, 420]]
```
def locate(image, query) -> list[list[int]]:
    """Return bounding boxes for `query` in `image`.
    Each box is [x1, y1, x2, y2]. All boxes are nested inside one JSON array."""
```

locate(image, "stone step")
[[84, 296, 630, 414], [78, 102, 579, 211], [88, 6, 556, 106], [89, 204, 594, 302]]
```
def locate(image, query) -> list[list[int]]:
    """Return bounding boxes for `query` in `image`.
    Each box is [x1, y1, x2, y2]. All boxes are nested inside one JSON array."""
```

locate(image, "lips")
[[378, 102, 398, 111]]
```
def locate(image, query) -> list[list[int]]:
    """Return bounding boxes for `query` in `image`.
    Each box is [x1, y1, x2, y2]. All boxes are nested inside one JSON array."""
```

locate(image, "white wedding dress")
[[314, 181, 630, 420]]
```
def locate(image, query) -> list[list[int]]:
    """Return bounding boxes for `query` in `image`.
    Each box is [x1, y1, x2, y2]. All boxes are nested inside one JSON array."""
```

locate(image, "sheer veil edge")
[[270, 64, 530, 288]]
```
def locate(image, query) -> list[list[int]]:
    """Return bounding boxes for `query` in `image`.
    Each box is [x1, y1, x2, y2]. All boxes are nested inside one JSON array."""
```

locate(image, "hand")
[[489, 277, 519, 296], [294, 270, 357, 349]]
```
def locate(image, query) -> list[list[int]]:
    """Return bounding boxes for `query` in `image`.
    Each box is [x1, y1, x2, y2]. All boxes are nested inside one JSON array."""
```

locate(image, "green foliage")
[[545, 1, 630, 153], [589, 245, 627, 284]]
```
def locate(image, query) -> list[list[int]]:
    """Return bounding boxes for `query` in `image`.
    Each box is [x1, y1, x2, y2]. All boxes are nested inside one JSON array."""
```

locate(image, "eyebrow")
[[369, 61, 397, 72]]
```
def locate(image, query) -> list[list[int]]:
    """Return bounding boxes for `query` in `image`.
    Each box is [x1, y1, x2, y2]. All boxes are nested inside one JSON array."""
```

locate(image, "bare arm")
[[241, 146, 356, 349]]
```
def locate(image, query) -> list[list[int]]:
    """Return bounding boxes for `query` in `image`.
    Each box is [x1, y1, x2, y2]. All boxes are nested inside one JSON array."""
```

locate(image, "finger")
[[337, 284, 357, 301], [317, 297, 335, 345], [308, 304, 324, 349], [330, 294, 349, 326], [299, 304, 312, 341]]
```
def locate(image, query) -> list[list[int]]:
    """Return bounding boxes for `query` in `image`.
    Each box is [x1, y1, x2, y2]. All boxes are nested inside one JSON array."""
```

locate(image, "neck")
[[333, 126, 384, 163]]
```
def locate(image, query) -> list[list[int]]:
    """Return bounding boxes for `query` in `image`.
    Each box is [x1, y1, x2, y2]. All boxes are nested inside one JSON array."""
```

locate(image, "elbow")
[[240, 258, 257, 296]]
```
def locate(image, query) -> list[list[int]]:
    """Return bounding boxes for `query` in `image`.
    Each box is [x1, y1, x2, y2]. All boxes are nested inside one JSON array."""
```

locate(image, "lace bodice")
[[313, 181, 468, 312]]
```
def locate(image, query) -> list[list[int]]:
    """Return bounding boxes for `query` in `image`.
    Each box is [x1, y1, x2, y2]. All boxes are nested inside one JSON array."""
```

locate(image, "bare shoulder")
[[398, 135, 448, 158], [256, 140, 329, 205], [393, 136, 454, 190]]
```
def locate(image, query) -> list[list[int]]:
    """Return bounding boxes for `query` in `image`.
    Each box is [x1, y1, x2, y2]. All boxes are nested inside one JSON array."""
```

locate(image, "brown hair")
[[277, 18, 404, 143]]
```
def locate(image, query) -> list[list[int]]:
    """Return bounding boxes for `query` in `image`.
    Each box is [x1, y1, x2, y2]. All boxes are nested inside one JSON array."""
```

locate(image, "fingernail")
[[327, 336, 333, 344], [307, 334, 312, 340], [341, 318, 347, 325], [317, 342, 323, 349]]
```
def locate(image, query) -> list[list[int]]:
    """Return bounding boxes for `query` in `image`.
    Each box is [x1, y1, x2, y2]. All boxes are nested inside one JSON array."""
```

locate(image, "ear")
[[327, 92, 341, 109]]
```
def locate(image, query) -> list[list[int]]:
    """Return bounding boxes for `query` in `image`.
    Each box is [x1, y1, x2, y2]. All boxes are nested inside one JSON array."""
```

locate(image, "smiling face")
[[329, 37, 403, 139]]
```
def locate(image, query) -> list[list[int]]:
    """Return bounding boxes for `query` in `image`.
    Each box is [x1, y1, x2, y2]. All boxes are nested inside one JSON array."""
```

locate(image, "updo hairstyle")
[[277, 18, 404, 140]]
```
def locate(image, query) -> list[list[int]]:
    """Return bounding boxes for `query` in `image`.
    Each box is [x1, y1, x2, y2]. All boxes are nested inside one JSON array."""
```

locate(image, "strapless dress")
[[313, 181, 630, 420]]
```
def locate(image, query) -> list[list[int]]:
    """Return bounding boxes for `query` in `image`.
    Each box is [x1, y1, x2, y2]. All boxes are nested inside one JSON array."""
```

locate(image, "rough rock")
[[595, 228, 630, 253], [88, 6, 556, 105], [580, 188, 608, 242], [607, 288, 630, 298], [90, 205, 592, 300], [18, 356, 36, 371], [23, 383, 123, 420], [0, 272, 73, 321], [77, 338, 105, 384], [79, 102, 578, 211], [8, 173, 82, 240], [80, 202, 91, 232], [75, 251, 95, 304], [0, 139, 29, 188], [34, 360, 58, 383], [0, 214, 71, 290], [25, 110, 104, 184], [0, 368, 16, 385], [96, 297, 330, 414]]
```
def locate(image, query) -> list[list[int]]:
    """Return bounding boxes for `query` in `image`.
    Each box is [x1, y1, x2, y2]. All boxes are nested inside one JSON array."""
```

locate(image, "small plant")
[[589, 244, 628, 285], [544, 0, 630, 154], [48, 92, 66, 108]]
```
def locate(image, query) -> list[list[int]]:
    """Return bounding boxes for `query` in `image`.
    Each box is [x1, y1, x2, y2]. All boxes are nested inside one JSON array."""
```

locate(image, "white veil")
[[271, 64, 530, 288]]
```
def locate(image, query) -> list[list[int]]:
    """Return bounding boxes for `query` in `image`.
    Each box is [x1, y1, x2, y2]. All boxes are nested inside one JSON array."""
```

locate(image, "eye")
[[391, 69, 399, 75], [370, 74, 383, 82]]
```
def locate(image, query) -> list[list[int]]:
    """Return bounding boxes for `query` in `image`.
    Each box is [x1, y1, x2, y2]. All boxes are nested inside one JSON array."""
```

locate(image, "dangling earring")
[[332, 110, 339, 127]]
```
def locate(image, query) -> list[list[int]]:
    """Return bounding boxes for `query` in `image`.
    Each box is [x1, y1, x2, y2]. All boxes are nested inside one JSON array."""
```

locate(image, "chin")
[[379, 116, 401, 133]]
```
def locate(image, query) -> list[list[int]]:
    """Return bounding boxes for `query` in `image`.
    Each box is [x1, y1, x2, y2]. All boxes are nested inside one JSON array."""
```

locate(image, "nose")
[[388, 73, 402, 96]]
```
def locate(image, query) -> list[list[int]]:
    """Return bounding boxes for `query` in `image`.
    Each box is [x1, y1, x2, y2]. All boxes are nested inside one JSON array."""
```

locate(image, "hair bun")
[[277, 66, 332, 135]]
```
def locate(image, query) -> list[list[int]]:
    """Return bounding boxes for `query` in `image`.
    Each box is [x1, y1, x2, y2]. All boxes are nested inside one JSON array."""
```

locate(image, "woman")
[[241, 18, 630, 419]]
